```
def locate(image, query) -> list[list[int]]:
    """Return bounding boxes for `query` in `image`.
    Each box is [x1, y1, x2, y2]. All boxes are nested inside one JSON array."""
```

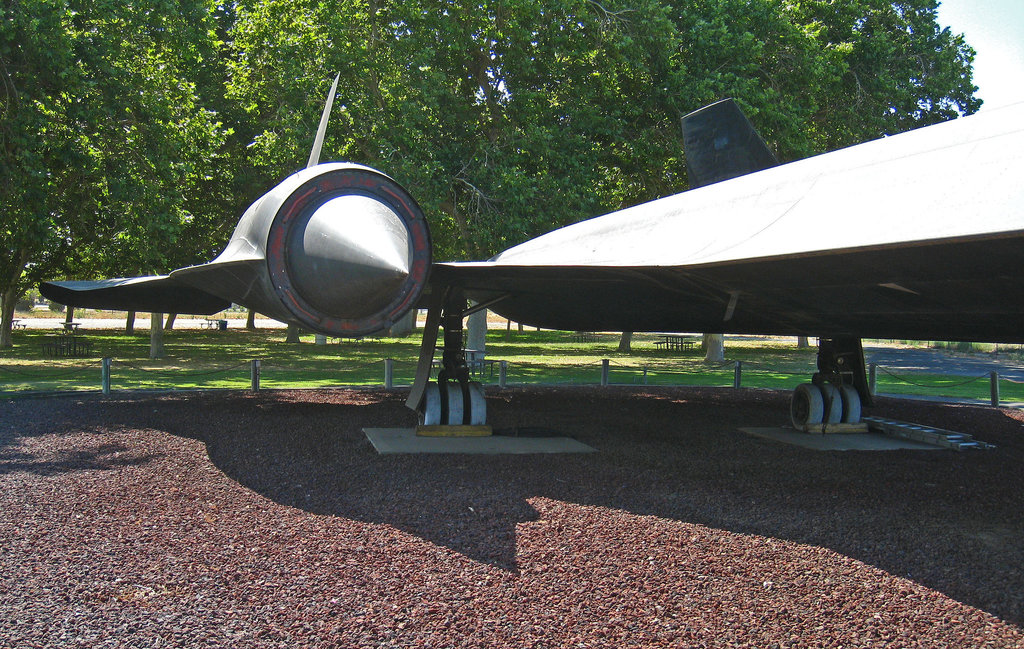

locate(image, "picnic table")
[[42, 334, 93, 357], [201, 318, 228, 330], [431, 348, 498, 378], [654, 334, 696, 352], [61, 321, 82, 333]]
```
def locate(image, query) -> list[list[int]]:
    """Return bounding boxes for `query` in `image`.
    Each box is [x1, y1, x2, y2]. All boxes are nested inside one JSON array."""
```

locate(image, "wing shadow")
[[14, 386, 1022, 624]]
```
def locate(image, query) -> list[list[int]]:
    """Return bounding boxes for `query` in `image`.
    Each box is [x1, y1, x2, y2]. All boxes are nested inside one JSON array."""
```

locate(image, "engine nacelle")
[[178, 163, 431, 336]]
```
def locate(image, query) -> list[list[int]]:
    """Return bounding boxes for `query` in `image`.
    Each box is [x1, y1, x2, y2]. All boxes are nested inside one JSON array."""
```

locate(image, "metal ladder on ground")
[[862, 416, 996, 450]]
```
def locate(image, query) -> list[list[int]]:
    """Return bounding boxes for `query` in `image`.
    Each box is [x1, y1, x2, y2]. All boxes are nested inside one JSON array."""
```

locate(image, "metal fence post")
[[384, 358, 394, 389], [251, 359, 260, 392], [990, 371, 1000, 407], [733, 361, 742, 388], [499, 360, 508, 389], [601, 359, 610, 387], [869, 363, 877, 395], [101, 357, 111, 394]]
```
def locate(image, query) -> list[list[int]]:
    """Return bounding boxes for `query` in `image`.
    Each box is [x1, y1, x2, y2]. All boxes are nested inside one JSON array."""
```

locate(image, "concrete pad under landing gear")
[[363, 428, 597, 455], [740, 427, 942, 451]]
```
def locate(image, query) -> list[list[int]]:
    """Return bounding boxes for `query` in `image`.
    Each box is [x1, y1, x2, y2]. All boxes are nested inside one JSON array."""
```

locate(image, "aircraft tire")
[[819, 383, 843, 424], [467, 382, 487, 426], [420, 381, 487, 426], [840, 385, 862, 424], [445, 384, 465, 426], [791, 383, 824, 428], [420, 383, 441, 426]]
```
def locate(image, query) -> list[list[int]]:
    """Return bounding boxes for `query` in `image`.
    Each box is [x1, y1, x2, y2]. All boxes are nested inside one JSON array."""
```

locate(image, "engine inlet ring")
[[265, 164, 431, 336]]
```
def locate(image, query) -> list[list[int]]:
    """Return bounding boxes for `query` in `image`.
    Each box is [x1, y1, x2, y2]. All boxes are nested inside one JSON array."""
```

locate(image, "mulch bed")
[[2, 386, 1022, 648]]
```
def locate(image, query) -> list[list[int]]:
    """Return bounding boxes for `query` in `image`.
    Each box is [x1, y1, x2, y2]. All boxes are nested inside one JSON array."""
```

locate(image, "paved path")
[[864, 344, 1024, 383]]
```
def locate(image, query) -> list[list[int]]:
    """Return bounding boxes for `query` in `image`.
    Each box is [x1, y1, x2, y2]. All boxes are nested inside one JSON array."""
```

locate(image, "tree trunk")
[[388, 309, 416, 337], [65, 306, 74, 325], [246, 309, 256, 330], [164, 313, 177, 330], [617, 331, 633, 352], [150, 312, 165, 359], [797, 336, 809, 348], [0, 290, 17, 348], [1, 248, 32, 348], [703, 333, 725, 363], [285, 323, 301, 343], [126, 311, 136, 334], [466, 308, 487, 353]]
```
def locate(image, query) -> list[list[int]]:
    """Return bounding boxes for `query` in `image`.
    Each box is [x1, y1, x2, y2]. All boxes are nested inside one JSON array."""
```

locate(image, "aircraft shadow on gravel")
[[0, 441, 162, 478], [67, 388, 1024, 626]]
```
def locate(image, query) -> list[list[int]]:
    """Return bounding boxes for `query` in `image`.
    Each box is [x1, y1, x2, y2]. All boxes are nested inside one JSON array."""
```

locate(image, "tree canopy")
[[1, 0, 980, 345]]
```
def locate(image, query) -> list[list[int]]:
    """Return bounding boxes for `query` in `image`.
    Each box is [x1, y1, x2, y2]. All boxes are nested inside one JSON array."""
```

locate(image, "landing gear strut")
[[790, 336, 873, 429], [407, 288, 487, 427]]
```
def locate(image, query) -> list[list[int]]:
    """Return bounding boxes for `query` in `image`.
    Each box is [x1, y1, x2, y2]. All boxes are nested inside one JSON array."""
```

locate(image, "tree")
[[150, 313, 165, 359], [227, 0, 979, 266], [228, 0, 687, 259], [703, 334, 725, 363], [2, 0, 980, 351], [466, 310, 487, 354], [783, 0, 981, 150], [0, 0, 229, 348], [618, 332, 633, 353]]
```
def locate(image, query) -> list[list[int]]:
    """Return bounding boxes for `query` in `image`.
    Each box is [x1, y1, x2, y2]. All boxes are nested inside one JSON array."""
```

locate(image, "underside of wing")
[[39, 276, 231, 315], [434, 230, 1024, 343], [168, 256, 291, 322]]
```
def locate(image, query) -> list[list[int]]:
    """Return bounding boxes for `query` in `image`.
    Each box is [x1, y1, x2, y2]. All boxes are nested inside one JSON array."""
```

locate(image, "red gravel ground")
[[1, 386, 1022, 648]]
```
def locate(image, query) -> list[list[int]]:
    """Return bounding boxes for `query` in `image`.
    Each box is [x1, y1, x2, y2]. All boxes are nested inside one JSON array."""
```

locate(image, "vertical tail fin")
[[307, 73, 341, 168], [681, 99, 778, 189]]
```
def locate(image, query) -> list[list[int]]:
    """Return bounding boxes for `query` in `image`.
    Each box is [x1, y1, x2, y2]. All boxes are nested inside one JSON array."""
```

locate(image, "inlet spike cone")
[[287, 195, 414, 320]]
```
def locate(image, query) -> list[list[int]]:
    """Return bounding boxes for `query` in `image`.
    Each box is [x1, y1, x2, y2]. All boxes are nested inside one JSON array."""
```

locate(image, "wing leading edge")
[[40, 276, 230, 315]]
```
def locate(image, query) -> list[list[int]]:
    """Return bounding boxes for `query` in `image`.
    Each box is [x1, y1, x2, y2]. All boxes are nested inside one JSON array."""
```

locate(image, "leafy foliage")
[[1, 0, 229, 345], [227, 0, 979, 258], [2, 0, 982, 348]]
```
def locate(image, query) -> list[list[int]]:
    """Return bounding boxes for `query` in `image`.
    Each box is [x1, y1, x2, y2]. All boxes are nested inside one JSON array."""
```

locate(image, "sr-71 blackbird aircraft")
[[42, 79, 1024, 430]]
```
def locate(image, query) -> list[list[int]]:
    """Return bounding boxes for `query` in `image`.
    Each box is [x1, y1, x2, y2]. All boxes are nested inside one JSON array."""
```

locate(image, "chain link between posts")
[[877, 365, 989, 389], [2, 350, 1018, 404]]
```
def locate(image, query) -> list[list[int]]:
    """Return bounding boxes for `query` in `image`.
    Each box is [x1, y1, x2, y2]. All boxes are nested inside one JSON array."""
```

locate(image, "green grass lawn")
[[1, 327, 1021, 404]]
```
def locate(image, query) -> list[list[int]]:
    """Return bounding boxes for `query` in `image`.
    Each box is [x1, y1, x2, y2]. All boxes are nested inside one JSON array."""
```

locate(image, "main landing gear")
[[406, 288, 487, 427], [790, 336, 873, 429]]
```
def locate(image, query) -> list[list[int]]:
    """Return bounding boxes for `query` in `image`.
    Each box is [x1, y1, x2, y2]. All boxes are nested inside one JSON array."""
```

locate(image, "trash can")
[[218, 319, 228, 331]]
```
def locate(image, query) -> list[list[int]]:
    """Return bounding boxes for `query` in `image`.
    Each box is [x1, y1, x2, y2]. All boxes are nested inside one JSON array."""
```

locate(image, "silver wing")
[[435, 101, 1024, 343]]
